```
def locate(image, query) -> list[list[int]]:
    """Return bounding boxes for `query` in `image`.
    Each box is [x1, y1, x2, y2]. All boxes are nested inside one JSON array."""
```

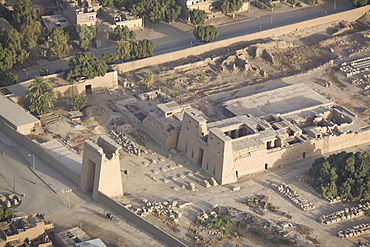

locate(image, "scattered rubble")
[[318, 202, 370, 224], [273, 183, 315, 211], [109, 122, 146, 156], [338, 223, 370, 238], [125, 199, 192, 225], [340, 57, 370, 77]]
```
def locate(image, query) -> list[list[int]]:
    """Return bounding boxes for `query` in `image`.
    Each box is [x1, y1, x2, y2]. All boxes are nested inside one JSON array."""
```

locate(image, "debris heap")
[[126, 200, 192, 224], [274, 183, 315, 211], [338, 223, 370, 238], [319, 202, 370, 224], [109, 124, 146, 156]]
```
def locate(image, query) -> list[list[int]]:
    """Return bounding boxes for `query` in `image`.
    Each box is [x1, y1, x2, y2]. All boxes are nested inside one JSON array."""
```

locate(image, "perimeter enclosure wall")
[[0, 119, 80, 185], [116, 6, 370, 73]]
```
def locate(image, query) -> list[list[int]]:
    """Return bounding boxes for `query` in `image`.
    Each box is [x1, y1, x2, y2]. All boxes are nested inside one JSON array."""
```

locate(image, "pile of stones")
[[318, 202, 370, 224], [358, 242, 370, 247], [340, 57, 370, 77], [0, 194, 21, 208], [352, 77, 365, 85], [338, 223, 370, 238], [127, 199, 192, 223], [109, 124, 146, 156], [202, 177, 218, 188], [274, 183, 315, 211]]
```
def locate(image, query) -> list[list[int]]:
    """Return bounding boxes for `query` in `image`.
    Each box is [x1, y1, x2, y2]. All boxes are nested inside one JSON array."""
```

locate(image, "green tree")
[[0, 71, 19, 87], [101, 53, 119, 64], [47, 28, 72, 59], [99, 0, 114, 6], [20, 20, 42, 51], [12, 0, 37, 24], [131, 0, 165, 24], [0, 208, 13, 221], [68, 95, 88, 111], [0, 29, 29, 67], [130, 39, 155, 59], [109, 26, 136, 41], [189, 9, 206, 26], [66, 52, 108, 80], [163, 0, 181, 23], [117, 42, 131, 61], [141, 71, 153, 88], [26, 76, 57, 115], [0, 44, 17, 71], [266, 1, 277, 12], [220, 0, 243, 18], [193, 25, 219, 42], [77, 25, 96, 51]]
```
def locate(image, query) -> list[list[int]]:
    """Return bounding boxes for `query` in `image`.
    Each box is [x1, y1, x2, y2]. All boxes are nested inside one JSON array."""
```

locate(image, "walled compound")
[[175, 83, 370, 185]]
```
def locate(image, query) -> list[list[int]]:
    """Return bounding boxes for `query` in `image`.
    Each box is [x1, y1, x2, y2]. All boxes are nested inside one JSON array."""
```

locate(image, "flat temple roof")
[[0, 94, 40, 127], [223, 84, 333, 117]]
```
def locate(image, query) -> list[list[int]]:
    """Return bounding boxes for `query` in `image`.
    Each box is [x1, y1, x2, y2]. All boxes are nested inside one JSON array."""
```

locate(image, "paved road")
[[15, 0, 353, 81], [0, 138, 69, 215]]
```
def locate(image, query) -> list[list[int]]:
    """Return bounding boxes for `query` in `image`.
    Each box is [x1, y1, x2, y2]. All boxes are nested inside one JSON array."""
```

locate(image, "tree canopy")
[[12, 0, 37, 24], [66, 52, 108, 80], [220, 0, 243, 18], [130, 0, 181, 24], [47, 28, 72, 59], [26, 76, 57, 115], [77, 25, 96, 51], [193, 25, 219, 42], [189, 9, 207, 26], [116, 42, 131, 61], [309, 151, 370, 201], [0, 71, 19, 87], [109, 26, 136, 41], [101, 53, 119, 64], [0, 29, 28, 70]]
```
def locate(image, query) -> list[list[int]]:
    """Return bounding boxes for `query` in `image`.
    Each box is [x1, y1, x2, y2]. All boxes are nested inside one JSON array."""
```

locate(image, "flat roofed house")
[[0, 94, 40, 135]]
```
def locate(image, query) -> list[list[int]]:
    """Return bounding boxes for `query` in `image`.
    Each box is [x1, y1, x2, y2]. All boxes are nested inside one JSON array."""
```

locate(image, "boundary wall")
[[115, 6, 370, 73], [96, 192, 188, 247], [0, 119, 80, 185]]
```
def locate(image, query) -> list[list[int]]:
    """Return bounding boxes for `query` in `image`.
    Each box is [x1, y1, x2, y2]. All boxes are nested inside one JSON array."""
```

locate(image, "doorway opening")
[[265, 163, 268, 170], [85, 84, 92, 94]]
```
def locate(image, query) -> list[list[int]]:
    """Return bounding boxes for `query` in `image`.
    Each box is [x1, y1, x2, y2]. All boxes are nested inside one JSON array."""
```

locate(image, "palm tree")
[[26, 76, 57, 115], [141, 71, 154, 89]]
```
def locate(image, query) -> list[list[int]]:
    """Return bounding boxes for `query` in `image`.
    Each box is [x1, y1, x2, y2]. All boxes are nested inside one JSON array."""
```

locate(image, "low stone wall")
[[96, 192, 188, 247], [115, 5, 370, 74]]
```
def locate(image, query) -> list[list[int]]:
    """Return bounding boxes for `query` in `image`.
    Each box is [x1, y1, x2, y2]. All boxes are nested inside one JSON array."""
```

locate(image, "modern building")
[[100, 6, 143, 30], [0, 214, 54, 247], [55, 227, 106, 247], [176, 84, 370, 184], [0, 94, 41, 135], [64, 0, 101, 26]]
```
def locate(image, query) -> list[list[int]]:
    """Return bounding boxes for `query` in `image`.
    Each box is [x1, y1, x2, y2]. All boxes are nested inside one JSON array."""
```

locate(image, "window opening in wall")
[[236, 171, 239, 178], [265, 163, 268, 170], [191, 150, 194, 158], [185, 143, 188, 153], [303, 152, 306, 159]]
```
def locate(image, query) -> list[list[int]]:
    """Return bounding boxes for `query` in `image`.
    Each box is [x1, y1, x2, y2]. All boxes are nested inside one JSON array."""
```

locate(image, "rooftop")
[[0, 94, 40, 127], [223, 84, 333, 117]]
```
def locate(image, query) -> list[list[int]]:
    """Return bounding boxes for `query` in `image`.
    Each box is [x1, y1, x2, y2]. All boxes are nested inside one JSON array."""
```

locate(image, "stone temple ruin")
[[80, 135, 123, 200], [173, 84, 370, 185]]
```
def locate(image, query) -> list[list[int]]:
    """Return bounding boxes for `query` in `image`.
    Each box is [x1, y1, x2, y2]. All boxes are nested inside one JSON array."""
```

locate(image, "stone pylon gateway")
[[80, 135, 123, 200]]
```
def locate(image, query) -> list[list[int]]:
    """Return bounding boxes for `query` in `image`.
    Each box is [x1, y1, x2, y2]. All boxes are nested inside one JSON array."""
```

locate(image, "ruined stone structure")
[[176, 84, 370, 185], [142, 102, 191, 150], [80, 135, 123, 200]]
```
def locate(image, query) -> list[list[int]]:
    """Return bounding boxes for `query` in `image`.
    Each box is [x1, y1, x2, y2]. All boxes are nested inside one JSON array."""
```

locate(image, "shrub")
[[68, 95, 88, 111], [249, 227, 266, 237]]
